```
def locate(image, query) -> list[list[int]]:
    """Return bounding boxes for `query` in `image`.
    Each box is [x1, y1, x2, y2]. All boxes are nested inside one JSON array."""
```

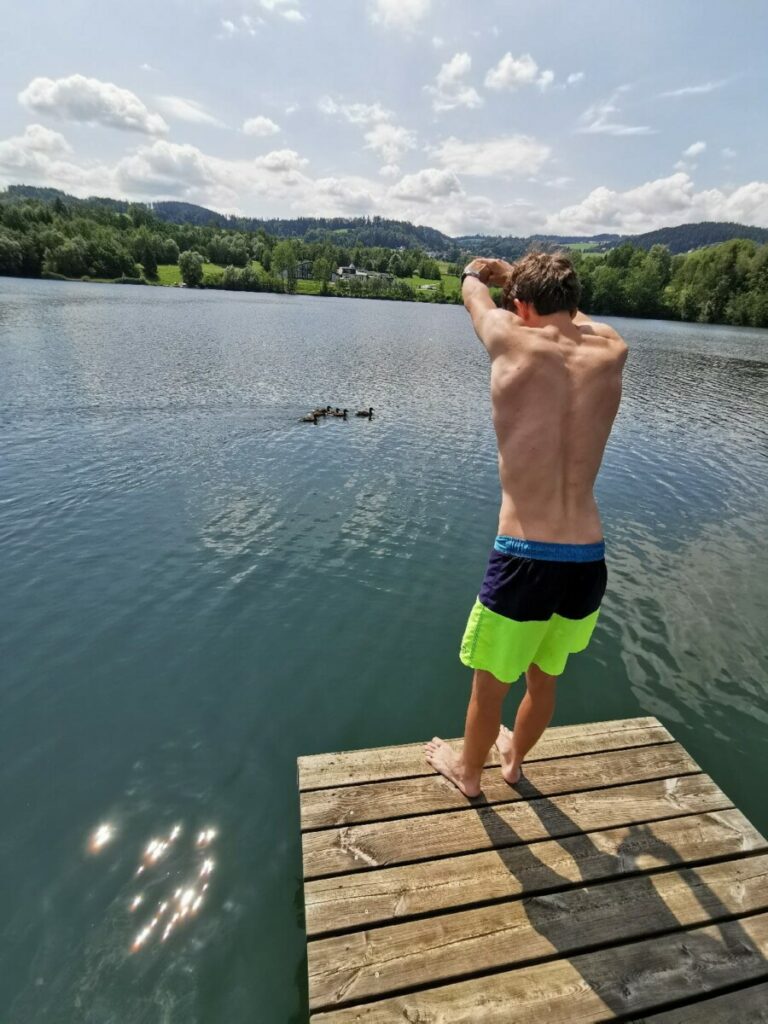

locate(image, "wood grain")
[[298, 716, 669, 790], [635, 982, 768, 1022], [301, 742, 699, 831], [305, 808, 767, 935], [311, 910, 768, 1022], [308, 853, 768, 1009], [302, 774, 732, 880]]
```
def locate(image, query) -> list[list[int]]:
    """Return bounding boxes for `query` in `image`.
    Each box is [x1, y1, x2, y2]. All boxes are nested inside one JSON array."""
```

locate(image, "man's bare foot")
[[424, 738, 482, 798], [496, 725, 523, 785]]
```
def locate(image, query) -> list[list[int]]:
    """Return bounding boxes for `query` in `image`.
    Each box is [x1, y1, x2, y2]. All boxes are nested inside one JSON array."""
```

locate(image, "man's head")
[[501, 250, 581, 320]]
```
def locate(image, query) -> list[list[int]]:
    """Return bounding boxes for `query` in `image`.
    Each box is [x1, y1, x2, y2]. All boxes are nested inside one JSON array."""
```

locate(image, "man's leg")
[[425, 669, 509, 798], [496, 663, 557, 784]]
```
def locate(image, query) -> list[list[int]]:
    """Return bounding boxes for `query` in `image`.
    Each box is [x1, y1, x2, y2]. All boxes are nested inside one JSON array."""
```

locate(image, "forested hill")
[[629, 221, 768, 253], [151, 202, 453, 250], [4, 185, 768, 255]]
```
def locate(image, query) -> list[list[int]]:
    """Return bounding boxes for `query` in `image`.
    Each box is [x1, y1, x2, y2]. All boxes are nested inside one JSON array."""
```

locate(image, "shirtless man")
[[425, 250, 628, 797]]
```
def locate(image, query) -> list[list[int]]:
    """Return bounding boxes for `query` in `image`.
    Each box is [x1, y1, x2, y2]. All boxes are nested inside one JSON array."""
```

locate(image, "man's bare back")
[[487, 310, 627, 543]]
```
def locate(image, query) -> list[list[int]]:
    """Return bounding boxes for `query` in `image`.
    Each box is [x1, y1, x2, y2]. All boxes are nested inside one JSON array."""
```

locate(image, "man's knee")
[[472, 669, 510, 704], [526, 663, 558, 691]]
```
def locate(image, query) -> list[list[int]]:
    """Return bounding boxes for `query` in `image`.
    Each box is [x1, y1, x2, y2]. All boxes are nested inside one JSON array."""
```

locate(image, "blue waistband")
[[494, 535, 605, 562]]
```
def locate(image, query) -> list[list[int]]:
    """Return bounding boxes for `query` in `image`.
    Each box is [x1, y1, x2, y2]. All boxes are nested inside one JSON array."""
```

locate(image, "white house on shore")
[[331, 263, 395, 284]]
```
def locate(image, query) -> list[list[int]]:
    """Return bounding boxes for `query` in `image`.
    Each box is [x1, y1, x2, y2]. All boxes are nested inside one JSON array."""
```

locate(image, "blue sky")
[[1, 0, 766, 236]]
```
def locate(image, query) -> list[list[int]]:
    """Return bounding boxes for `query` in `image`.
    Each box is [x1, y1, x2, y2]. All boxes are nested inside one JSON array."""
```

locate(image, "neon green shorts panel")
[[459, 599, 602, 684]]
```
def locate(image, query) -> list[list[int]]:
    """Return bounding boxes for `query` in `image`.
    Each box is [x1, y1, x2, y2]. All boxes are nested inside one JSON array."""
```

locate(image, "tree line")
[[1, 192, 767, 326], [570, 241, 768, 327]]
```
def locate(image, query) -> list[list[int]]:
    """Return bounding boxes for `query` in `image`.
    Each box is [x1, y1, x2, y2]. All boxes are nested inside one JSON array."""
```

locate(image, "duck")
[[300, 412, 319, 423], [355, 407, 374, 418], [312, 406, 328, 417], [332, 408, 349, 419]]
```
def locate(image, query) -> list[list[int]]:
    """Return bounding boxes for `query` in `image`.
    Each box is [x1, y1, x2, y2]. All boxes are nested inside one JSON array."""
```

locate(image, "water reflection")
[[2, 283, 767, 1023]]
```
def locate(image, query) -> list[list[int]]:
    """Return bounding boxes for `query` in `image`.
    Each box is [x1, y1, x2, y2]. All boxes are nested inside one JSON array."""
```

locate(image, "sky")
[[1, 0, 767, 237]]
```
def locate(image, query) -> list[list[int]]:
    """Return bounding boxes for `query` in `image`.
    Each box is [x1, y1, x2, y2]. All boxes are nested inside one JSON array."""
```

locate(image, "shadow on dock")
[[476, 776, 768, 1017]]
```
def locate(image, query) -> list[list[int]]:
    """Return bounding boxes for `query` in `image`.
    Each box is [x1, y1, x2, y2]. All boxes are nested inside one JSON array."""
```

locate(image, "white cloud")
[[431, 133, 551, 177], [242, 115, 281, 136], [318, 96, 392, 125], [659, 79, 727, 98], [156, 96, 221, 126], [722, 147, 737, 160], [319, 95, 415, 164], [253, 148, 308, 172], [19, 74, 168, 135], [545, 172, 768, 234], [240, 14, 262, 34], [285, 103, 299, 115], [484, 52, 554, 92], [683, 140, 706, 158], [379, 163, 400, 178], [576, 87, 653, 136], [220, 19, 237, 35], [0, 124, 78, 186], [545, 176, 573, 188], [255, 0, 304, 21], [0, 124, 112, 195], [426, 52, 483, 112], [313, 175, 376, 212], [370, 0, 431, 32], [388, 167, 462, 203], [566, 71, 584, 86], [432, 35, 444, 48], [364, 122, 417, 162]]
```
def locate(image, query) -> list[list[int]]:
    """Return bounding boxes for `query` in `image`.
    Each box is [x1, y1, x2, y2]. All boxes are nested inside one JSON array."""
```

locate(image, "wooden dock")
[[297, 716, 768, 1022]]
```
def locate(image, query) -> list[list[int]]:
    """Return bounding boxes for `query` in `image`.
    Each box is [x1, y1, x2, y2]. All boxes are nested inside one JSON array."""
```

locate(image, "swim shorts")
[[459, 535, 607, 683]]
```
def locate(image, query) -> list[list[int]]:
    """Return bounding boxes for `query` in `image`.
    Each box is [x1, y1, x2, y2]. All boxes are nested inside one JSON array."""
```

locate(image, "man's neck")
[[528, 311, 575, 333]]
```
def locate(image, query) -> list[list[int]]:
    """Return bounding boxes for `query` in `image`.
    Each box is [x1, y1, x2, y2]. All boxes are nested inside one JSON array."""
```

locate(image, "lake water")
[[1, 277, 767, 1023]]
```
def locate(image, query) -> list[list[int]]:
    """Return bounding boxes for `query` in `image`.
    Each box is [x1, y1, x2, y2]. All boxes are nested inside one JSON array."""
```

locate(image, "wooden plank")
[[308, 852, 768, 1009], [298, 716, 669, 790], [305, 808, 767, 936], [302, 774, 731, 880], [311, 910, 768, 1022], [301, 742, 699, 831], [636, 982, 768, 1022]]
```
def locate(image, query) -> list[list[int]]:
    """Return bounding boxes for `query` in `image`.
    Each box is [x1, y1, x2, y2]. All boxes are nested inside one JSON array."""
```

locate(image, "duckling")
[[355, 407, 374, 418], [312, 407, 328, 417], [332, 408, 348, 420], [300, 412, 319, 423]]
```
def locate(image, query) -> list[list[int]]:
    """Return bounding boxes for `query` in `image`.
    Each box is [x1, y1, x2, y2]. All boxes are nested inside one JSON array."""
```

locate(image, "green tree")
[[179, 250, 205, 287], [312, 256, 332, 283], [272, 239, 298, 292], [0, 231, 23, 275]]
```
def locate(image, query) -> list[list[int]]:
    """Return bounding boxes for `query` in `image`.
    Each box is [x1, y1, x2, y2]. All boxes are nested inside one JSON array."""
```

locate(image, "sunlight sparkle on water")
[[88, 823, 115, 854], [127, 823, 219, 953]]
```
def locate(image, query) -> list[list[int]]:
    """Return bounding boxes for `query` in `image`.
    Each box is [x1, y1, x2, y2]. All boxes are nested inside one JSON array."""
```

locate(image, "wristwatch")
[[460, 269, 484, 285]]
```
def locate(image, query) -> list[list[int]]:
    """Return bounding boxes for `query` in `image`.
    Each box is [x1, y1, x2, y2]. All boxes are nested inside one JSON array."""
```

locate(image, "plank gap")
[[309, 906, 768, 1014], [610, 973, 768, 1023], [306, 845, 768, 941], [304, 799, 735, 880], [299, 737, 678, 794]]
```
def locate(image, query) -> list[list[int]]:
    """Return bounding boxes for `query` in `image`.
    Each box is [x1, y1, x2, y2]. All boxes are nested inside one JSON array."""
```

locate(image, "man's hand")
[[463, 258, 513, 288]]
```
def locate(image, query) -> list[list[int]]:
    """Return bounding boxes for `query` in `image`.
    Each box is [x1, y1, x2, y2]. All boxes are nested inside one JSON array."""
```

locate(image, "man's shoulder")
[[577, 321, 628, 361]]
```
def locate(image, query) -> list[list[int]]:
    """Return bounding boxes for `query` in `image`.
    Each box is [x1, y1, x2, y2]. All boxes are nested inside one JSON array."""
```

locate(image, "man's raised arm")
[[461, 258, 518, 357]]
